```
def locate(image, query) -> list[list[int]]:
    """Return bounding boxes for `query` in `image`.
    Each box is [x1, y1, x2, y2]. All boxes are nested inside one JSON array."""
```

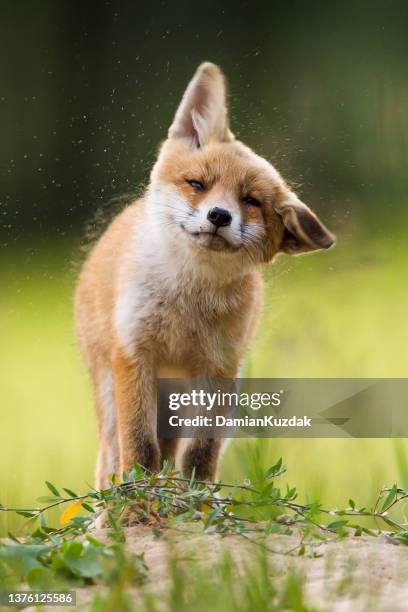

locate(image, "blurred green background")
[[1, 1, 408, 533]]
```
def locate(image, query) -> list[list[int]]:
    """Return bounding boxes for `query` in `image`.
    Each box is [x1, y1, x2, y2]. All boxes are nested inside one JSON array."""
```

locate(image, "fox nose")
[[207, 207, 232, 228]]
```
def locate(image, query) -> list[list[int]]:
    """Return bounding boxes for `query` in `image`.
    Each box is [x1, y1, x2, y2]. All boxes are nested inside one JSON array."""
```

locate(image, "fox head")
[[149, 62, 335, 266]]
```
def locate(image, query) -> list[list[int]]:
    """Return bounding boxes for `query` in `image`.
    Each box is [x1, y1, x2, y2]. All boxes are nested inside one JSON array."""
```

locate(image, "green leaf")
[[266, 522, 284, 535], [0, 543, 53, 558], [64, 541, 83, 559], [7, 532, 20, 543], [204, 507, 220, 531], [265, 458, 283, 478], [393, 532, 408, 545], [260, 481, 274, 499], [31, 528, 48, 540], [286, 486, 297, 501], [349, 499, 355, 509], [45, 481, 60, 497], [27, 566, 53, 589], [362, 527, 376, 536], [82, 502, 95, 513], [63, 544, 104, 579], [327, 520, 348, 530], [63, 488, 79, 498], [174, 510, 194, 523], [381, 515, 401, 529], [381, 484, 398, 512], [39, 513, 47, 528], [189, 466, 196, 487], [86, 536, 104, 547]]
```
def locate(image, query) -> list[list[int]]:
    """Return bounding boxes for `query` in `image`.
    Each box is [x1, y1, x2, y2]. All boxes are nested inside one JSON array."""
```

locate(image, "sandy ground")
[[59, 524, 408, 612]]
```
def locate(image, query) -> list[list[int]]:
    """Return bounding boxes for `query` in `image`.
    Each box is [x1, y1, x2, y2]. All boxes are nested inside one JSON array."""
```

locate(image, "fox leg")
[[180, 377, 223, 481], [181, 364, 238, 480], [182, 438, 223, 481], [92, 363, 120, 490], [112, 346, 160, 474], [158, 438, 179, 467]]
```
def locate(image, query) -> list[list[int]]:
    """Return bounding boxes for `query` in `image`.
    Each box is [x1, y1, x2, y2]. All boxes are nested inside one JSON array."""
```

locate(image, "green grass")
[[1, 230, 408, 534], [0, 248, 96, 532]]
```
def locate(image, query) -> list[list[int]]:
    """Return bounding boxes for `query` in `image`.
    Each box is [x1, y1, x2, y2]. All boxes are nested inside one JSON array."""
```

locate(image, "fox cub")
[[75, 62, 334, 488]]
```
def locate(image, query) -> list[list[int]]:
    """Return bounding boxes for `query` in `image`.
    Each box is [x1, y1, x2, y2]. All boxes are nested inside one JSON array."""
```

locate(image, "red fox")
[[75, 62, 335, 488]]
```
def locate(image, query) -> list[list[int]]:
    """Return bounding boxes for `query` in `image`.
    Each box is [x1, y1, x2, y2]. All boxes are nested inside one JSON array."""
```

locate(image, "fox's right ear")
[[168, 62, 233, 147]]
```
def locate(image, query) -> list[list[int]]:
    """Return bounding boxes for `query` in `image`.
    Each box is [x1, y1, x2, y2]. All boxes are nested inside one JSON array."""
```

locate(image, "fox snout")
[[207, 207, 232, 228]]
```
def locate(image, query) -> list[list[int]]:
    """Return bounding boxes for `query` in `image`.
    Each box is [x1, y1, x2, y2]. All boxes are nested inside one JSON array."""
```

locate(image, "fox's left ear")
[[275, 195, 336, 255], [168, 62, 233, 147]]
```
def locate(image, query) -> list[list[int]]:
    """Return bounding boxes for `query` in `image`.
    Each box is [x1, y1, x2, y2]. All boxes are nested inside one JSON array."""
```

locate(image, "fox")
[[75, 62, 335, 489]]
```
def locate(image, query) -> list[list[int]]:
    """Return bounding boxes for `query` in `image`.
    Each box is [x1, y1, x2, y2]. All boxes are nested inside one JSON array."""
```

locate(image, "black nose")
[[207, 207, 232, 228]]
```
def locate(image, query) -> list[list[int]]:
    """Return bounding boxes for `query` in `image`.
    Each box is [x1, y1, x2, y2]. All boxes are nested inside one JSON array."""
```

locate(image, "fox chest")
[[149, 291, 234, 366], [114, 277, 239, 369]]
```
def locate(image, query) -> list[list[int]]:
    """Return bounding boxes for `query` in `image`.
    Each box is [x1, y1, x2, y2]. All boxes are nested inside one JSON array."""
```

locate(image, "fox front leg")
[[182, 438, 223, 481], [112, 346, 160, 474]]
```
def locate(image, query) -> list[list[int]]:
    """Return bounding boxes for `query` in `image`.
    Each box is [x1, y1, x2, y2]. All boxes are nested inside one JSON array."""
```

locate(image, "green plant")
[[1, 457, 408, 596]]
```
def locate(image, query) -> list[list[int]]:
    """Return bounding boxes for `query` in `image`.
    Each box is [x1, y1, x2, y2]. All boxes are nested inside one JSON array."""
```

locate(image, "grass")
[[1, 228, 408, 537]]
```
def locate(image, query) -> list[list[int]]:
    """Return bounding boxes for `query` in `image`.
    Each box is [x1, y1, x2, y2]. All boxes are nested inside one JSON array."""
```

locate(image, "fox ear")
[[168, 62, 233, 147], [276, 195, 335, 255]]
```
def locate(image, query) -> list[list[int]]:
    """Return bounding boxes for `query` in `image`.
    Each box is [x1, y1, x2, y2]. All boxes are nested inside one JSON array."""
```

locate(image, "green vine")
[[1, 458, 408, 590]]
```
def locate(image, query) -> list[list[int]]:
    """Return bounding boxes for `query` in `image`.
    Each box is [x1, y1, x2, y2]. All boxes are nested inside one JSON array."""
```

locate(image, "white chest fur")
[[113, 217, 250, 363]]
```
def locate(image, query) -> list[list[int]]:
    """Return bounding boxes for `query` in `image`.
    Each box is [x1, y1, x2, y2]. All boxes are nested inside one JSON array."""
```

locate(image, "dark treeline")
[[1, 0, 408, 245]]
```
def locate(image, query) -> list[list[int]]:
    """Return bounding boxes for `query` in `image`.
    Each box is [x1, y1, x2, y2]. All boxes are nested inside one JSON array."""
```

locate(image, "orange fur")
[[75, 62, 334, 487]]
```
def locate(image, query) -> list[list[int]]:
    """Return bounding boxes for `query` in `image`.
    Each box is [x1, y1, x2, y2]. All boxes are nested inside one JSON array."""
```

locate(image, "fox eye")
[[186, 179, 205, 192], [243, 196, 261, 207]]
